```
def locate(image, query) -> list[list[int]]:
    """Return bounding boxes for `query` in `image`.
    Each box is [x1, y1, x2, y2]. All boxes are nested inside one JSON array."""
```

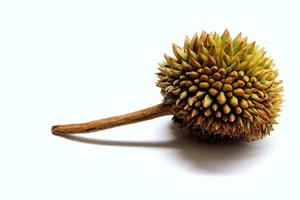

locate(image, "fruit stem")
[[52, 103, 172, 135]]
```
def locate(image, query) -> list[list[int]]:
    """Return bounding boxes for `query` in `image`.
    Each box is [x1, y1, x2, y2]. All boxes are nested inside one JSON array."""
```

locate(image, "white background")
[[0, 0, 299, 199]]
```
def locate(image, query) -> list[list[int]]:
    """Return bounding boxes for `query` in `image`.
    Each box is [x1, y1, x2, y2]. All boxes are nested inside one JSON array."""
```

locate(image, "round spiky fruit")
[[157, 30, 283, 142]]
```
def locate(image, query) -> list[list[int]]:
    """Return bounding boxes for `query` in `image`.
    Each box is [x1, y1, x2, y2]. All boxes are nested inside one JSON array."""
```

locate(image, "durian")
[[52, 30, 283, 143]]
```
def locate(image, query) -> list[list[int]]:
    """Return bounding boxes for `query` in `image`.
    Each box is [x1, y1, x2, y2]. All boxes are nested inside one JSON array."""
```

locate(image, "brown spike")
[[223, 84, 233, 92], [229, 113, 236, 122], [215, 111, 222, 118], [223, 104, 231, 114], [204, 108, 212, 117], [212, 103, 218, 112], [212, 81, 223, 90], [235, 106, 243, 114], [229, 96, 239, 107], [209, 88, 219, 96], [180, 91, 188, 99], [188, 85, 198, 93], [216, 91, 226, 105], [199, 82, 210, 89], [203, 94, 213, 108], [191, 109, 199, 118], [233, 88, 245, 96], [188, 96, 197, 106]]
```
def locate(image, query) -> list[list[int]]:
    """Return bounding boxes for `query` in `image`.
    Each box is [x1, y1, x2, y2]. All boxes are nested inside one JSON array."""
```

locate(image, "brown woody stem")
[[52, 103, 172, 135]]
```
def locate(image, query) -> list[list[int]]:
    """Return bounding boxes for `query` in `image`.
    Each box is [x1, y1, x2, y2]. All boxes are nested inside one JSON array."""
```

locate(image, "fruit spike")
[[52, 30, 283, 143]]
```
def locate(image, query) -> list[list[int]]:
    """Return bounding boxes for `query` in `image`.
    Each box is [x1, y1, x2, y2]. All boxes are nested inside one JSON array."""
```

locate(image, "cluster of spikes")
[[157, 30, 283, 142]]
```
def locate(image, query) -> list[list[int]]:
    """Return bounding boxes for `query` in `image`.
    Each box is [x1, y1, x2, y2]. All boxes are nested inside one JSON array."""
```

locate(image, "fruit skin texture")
[[157, 30, 283, 142]]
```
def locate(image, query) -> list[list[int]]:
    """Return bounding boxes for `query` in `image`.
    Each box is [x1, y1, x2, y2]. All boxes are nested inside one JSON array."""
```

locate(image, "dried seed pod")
[[156, 30, 282, 142], [52, 30, 283, 143]]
